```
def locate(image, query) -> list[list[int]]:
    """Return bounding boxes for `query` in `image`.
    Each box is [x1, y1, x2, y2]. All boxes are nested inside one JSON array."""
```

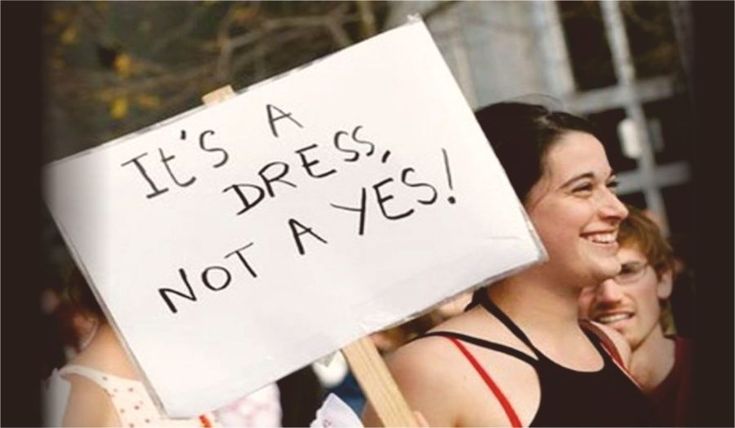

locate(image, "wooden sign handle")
[[201, 85, 236, 105], [201, 85, 417, 427], [342, 337, 419, 427]]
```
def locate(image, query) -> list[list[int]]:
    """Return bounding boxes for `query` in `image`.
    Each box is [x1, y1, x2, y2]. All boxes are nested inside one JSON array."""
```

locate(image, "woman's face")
[[578, 245, 673, 350], [525, 131, 628, 287]]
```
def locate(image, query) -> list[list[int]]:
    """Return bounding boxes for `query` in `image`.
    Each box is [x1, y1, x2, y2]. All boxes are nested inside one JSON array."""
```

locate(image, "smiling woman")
[[524, 130, 627, 288], [363, 102, 655, 427]]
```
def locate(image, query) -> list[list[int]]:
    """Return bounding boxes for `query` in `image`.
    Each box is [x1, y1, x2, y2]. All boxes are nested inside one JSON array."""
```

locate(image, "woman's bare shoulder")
[[69, 324, 140, 379], [387, 334, 459, 378], [386, 312, 485, 379], [362, 334, 465, 427], [371, 314, 492, 426], [62, 373, 118, 427]]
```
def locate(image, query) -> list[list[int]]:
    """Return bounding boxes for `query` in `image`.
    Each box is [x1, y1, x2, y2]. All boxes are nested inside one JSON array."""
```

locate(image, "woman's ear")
[[657, 270, 673, 300]]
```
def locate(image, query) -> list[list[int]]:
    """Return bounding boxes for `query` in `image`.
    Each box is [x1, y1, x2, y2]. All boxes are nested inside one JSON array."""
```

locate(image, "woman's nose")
[[600, 187, 628, 223]]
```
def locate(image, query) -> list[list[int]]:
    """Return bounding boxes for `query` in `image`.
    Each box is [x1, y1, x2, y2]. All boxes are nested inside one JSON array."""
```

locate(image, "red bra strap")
[[579, 319, 624, 366], [447, 337, 522, 427], [579, 319, 643, 388]]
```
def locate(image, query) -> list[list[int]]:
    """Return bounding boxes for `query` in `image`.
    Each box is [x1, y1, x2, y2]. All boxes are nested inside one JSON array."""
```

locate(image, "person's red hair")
[[618, 205, 676, 280]]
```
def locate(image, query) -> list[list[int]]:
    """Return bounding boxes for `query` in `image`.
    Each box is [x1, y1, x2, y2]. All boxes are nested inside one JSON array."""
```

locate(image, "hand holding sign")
[[44, 19, 544, 418]]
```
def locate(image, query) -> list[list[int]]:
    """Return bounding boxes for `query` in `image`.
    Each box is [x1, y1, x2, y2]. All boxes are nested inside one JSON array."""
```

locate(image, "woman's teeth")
[[585, 233, 616, 244]]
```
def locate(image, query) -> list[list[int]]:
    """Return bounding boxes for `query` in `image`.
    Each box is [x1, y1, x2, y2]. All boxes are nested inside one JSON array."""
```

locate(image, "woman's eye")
[[572, 183, 593, 193], [606, 180, 619, 192]]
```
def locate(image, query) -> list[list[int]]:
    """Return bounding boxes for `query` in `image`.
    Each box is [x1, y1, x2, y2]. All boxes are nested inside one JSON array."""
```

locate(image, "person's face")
[[578, 246, 673, 349], [525, 131, 628, 287]]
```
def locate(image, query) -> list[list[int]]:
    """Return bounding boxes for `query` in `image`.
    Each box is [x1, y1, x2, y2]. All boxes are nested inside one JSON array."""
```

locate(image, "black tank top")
[[424, 293, 655, 426]]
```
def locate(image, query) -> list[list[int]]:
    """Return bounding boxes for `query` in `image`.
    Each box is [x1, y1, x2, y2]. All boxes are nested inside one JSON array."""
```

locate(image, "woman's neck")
[[486, 268, 605, 369], [488, 266, 583, 331]]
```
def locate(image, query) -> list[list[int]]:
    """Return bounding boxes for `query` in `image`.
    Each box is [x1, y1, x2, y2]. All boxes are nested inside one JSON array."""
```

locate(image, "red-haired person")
[[579, 205, 693, 426]]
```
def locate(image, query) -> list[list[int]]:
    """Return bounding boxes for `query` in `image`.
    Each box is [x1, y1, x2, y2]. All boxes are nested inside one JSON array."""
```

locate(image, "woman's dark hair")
[[63, 266, 104, 318], [468, 101, 597, 310], [54, 266, 105, 348], [474, 102, 597, 203]]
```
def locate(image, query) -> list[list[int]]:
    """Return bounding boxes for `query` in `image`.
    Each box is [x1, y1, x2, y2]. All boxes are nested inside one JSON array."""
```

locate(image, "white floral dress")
[[44, 364, 282, 427]]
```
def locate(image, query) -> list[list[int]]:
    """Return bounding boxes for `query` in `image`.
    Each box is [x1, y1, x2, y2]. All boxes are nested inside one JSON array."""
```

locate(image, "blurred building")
[[388, 1, 694, 245], [43, 1, 695, 244]]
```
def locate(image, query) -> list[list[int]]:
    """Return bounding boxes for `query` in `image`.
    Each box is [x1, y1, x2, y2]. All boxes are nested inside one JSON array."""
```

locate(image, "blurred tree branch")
[[44, 2, 390, 160]]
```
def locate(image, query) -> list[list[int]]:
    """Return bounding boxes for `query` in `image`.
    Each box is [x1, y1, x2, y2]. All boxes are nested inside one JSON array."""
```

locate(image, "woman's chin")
[[588, 260, 622, 283]]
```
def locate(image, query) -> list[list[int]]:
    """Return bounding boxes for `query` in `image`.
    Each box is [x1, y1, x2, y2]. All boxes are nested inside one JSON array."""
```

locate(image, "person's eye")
[[572, 182, 593, 193], [619, 264, 635, 275], [606, 179, 619, 192]]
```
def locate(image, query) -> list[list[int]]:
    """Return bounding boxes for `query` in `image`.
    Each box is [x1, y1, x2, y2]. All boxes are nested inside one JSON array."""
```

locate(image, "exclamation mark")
[[442, 148, 456, 204]]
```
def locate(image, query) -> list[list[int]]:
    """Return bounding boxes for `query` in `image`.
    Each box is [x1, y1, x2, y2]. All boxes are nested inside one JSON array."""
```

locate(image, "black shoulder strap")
[[421, 331, 538, 367], [477, 292, 542, 357]]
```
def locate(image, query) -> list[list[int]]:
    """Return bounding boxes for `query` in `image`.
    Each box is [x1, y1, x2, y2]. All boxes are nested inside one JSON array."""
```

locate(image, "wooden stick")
[[202, 85, 236, 105], [201, 86, 417, 427], [342, 336, 418, 427]]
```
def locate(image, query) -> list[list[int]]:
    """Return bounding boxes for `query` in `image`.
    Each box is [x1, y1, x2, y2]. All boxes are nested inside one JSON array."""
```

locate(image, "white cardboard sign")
[[44, 20, 545, 417]]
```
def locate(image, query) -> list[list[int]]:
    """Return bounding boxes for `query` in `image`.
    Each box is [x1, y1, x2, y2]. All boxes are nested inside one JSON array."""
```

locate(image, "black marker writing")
[[222, 162, 298, 216], [259, 161, 298, 197], [266, 104, 303, 138], [223, 183, 265, 215], [288, 218, 328, 255], [330, 187, 367, 236], [330, 166, 439, 235], [120, 153, 169, 199], [201, 266, 231, 291], [332, 125, 375, 162], [224, 243, 258, 278], [159, 148, 196, 187], [401, 167, 437, 205], [159, 268, 197, 314], [442, 148, 456, 204], [199, 130, 229, 168], [159, 241, 257, 314], [374, 177, 414, 220], [352, 125, 375, 156], [295, 144, 337, 179], [333, 130, 359, 162]]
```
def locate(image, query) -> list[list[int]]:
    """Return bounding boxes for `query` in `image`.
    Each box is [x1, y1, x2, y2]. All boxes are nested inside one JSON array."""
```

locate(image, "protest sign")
[[44, 19, 546, 417]]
